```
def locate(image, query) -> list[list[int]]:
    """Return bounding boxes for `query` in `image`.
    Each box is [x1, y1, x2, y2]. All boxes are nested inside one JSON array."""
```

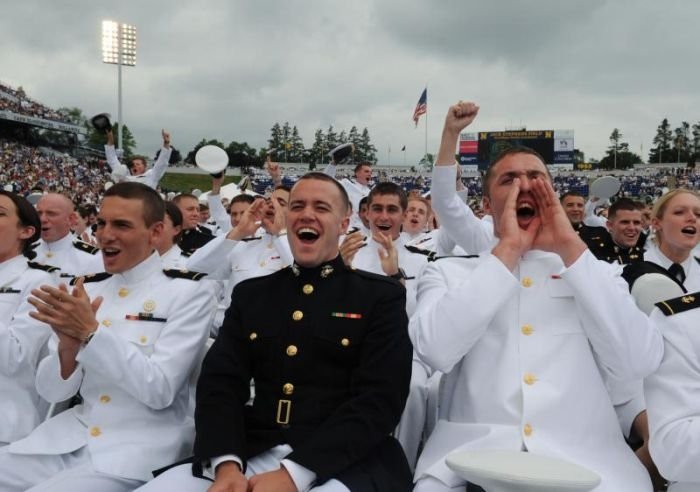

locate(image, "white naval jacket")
[[0, 255, 55, 443], [8, 253, 216, 481], [104, 144, 172, 190], [409, 249, 663, 491], [645, 295, 700, 492], [33, 234, 104, 278]]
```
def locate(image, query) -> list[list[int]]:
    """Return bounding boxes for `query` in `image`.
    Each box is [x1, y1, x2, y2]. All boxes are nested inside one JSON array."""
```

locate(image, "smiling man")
[[0, 182, 216, 492], [138, 172, 413, 492], [409, 101, 664, 492]]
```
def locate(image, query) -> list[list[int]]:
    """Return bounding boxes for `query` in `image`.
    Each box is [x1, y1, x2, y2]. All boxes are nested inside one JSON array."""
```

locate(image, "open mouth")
[[516, 203, 536, 219], [376, 224, 392, 232], [102, 247, 120, 258], [296, 227, 320, 244], [681, 226, 697, 236]]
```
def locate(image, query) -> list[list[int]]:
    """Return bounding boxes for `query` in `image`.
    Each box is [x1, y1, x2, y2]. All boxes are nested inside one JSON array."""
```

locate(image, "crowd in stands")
[[0, 81, 71, 124]]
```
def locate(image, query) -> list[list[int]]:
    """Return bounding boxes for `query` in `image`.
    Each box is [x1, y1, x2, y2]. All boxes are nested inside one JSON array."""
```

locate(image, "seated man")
[[0, 182, 216, 492], [139, 172, 413, 491], [409, 101, 664, 492]]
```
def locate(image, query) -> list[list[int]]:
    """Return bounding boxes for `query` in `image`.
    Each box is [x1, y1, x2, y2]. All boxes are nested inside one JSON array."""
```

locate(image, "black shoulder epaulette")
[[404, 245, 437, 261], [181, 250, 192, 258], [241, 236, 263, 242], [655, 291, 700, 316], [73, 240, 100, 255], [163, 269, 207, 281], [70, 272, 112, 285], [27, 261, 60, 273], [622, 261, 686, 293], [695, 257, 699, 266], [349, 267, 402, 285], [429, 254, 480, 262]]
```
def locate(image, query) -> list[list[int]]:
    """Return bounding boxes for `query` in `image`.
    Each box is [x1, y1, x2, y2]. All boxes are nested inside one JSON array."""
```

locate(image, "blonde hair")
[[651, 188, 700, 246]]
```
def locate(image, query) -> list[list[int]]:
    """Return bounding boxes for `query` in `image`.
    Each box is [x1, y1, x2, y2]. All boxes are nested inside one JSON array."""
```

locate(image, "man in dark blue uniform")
[[139, 172, 413, 492]]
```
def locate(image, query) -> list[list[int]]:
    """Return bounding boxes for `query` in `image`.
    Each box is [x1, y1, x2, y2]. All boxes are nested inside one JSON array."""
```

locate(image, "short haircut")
[[198, 203, 210, 212], [0, 190, 41, 259], [77, 204, 97, 220], [274, 184, 292, 193], [231, 194, 256, 205], [408, 195, 430, 211], [103, 182, 165, 227], [608, 198, 639, 220], [482, 146, 549, 198], [368, 182, 408, 211], [354, 161, 371, 174], [172, 193, 198, 205], [128, 155, 147, 170], [358, 195, 369, 209], [560, 191, 584, 203], [165, 201, 184, 243], [293, 172, 350, 214]]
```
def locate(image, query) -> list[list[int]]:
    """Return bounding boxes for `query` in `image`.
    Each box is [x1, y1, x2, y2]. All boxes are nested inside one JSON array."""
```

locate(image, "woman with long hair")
[[0, 190, 58, 444]]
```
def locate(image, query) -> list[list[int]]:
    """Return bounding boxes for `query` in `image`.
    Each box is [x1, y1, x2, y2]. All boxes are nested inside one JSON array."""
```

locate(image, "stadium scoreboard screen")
[[459, 130, 574, 170]]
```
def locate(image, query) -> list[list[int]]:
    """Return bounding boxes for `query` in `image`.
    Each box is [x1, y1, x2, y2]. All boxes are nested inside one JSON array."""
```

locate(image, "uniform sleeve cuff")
[[281, 458, 317, 492], [206, 454, 243, 480]]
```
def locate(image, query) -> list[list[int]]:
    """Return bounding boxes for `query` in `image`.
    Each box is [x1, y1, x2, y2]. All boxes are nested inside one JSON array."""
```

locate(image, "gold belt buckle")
[[276, 399, 291, 425]]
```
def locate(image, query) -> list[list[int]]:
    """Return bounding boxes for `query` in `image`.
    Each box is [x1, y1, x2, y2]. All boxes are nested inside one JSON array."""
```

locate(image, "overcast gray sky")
[[1, 0, 697, 165]]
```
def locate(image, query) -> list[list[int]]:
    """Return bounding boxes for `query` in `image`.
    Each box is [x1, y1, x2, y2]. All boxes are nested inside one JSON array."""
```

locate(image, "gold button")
[[282, 383, 294, 395], [46, 252, 54, 258], [521, 324, 533, 336], [118, 288, 129, 298], [102, 319, 111, 327], [521, 277, 533, 288], [523, 424, 533, 437], [249, 332, 258, 341], [523, 373, 538, 385], [99, 395, 111, 404], [341, 338, 350, 347], [302, 284, 314, 295], [139, 335, 147, 344], [90, 426, 102, 437], [286, 345, 298, 356], [292, 310, 303, 321], [260, 261, 266, 267]]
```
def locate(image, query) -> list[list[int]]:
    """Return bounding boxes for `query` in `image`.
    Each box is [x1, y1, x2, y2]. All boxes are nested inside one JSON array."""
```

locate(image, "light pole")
[[102, 20, 136, 152]]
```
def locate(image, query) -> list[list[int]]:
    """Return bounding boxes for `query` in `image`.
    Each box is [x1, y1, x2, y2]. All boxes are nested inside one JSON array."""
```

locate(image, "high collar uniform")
[[34, 234, 103, 278], [7, 253, 216, 482], [409, 249, 662, 491], [193, 256, 413, 490], [644, 241, 700, 292], [0, 255, 56, 444]]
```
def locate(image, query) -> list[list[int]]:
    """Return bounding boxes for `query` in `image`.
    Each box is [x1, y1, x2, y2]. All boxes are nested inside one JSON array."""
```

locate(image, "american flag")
[[412, 88, 427, 127]]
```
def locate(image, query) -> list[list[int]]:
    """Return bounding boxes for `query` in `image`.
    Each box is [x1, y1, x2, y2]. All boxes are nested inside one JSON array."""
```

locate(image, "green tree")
[[326, 125, 339, 152], [673, 122, 691, 163], [226, 140, 259, 170], [308, 129, 327, 166], [87, 123, 137, 157], [599, 129, 641, 169], [288, 126, 305, 163], [267, 123, 284, 155], [357, 127, 377, 163], [184, 138, 227, 164], [692, 122, 700, 156], [649, 118, 673, 163]]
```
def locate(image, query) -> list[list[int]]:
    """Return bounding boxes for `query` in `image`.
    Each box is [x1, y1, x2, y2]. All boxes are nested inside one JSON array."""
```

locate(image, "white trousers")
[[0, 445, 143, 492], [395, 359, 431, 470], [136, 446, 350, 492]]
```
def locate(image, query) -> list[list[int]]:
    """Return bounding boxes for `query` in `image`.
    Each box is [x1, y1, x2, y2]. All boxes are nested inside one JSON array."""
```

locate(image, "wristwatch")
[[389, 268, 407, 281], [83, 328, 98, 346]]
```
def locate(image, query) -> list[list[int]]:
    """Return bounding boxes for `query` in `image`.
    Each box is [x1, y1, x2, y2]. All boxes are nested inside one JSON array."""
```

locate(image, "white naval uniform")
[[323, 163, 371, 227], [186, 230, 293, 330], [159, 244, 189, 270], [409, 249, 662, 491], [644, 242, 700, 292], [351, 234, 431, 470], [33, 234, 103, 279], [104, 145, 171, 190], [0, 255, 56, 444], [645, 294, 700, 492], [0, 253, 216, 491]]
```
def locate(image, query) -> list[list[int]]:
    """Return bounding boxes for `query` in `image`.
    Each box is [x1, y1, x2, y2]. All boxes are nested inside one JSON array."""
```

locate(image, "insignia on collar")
[[320, 265, 334, 278], [291, 264, 300, 277]]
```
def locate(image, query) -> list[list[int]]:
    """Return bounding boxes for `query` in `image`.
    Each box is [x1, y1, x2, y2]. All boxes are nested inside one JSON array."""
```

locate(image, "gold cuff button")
[[282, 383, 294, 395], [286, 345, 298, 356], [292, 310, 303, 321]]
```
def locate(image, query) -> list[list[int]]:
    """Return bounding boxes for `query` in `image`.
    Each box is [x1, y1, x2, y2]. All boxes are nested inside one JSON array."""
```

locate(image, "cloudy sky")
[[1, 0, 697, 165]]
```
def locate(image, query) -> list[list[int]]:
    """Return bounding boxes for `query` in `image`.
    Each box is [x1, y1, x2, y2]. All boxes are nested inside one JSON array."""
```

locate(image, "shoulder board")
[[163, 269, 207, 281], [70, 272, 112, 285], [655, 292, 700, 316], [27, 261, 60, 273], [241, 236, 263, 242], [429, 254, 480, 262], [410, 236, 432, 246], [180, 250, 192, 258], [73, 240, 100, 255], [695, 256, 699, 266], [404, 245, 437, 261], [622, 261, 685, 292]]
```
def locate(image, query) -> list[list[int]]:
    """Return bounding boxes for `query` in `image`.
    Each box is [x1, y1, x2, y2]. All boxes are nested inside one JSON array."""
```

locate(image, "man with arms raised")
[[104, 129, 172, 190], [409, 102, 663, 492], [139, 172, 413, 491], [0, 182, 215, 491]]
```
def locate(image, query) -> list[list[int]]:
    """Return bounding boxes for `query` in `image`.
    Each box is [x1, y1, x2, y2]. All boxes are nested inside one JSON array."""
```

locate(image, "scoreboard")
[[459, 130, 574, 170]]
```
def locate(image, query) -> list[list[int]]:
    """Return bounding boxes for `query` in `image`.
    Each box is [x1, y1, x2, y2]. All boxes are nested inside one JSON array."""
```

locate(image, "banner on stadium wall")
[[459, 129, 575, 170], [0, 110, 85, 134]]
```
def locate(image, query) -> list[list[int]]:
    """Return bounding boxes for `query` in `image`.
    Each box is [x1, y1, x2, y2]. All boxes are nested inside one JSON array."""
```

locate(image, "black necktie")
[[668, 263, 686, 285]]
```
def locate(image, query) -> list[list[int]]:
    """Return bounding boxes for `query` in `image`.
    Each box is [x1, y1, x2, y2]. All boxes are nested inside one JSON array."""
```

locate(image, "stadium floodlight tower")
[[102, 20, 136, 151]]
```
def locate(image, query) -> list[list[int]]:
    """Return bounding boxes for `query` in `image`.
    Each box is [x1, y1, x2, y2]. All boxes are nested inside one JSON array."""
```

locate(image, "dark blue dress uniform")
[[193, 255, 414, 490], [586, 229, 647, 265]]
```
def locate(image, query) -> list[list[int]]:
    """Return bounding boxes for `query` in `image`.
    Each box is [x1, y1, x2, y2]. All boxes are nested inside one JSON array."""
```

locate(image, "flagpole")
[[424, 84, 428, 160]]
